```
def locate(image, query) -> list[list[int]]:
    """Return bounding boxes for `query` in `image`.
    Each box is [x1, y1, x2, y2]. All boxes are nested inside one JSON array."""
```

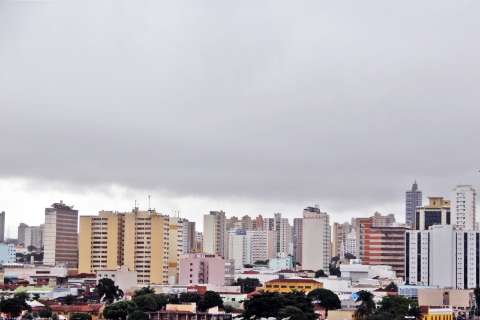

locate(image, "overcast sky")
[[1, 0, 479, 236]]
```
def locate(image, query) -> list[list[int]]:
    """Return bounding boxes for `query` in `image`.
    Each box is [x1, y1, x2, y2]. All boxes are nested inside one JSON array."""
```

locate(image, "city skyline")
[[0, 180, 479, 238], [2, 1, 480, 238]]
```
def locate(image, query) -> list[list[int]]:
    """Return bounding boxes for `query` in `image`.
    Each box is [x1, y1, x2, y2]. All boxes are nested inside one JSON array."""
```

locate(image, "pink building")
[[179, 253, 225, 286]]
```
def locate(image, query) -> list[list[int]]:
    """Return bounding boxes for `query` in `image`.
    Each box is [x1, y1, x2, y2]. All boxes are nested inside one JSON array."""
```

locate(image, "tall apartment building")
[[332, 222, 353, 258], [79, 209, 170, 285], [356, 215, 407, 278], [203, 211, 227, 257], [240, 215, 255, 230], [255, 215, 264, 230], [452, 185, 476, 231], [178, 253, 225, 286], [274, 213, 292, 255], [0, 211, 4, 242], [292, 218, 303, 265], [24, 226, 43, 249], [17, 223, 28, 245], [246, 229, 276, 264], [406, 181, 422, 228], [168, 217, 188, 284], [406, 224, 480, 289], [227, 229, 248, 269], [301, 206, 331, 271], [43, 201, 78, 267], [185, 221, 196, 253], [414, 197, 451, 230]]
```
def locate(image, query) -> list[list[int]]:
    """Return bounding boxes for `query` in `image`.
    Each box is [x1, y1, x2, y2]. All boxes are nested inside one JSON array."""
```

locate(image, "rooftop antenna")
[[148, 195, 151, 211], [134, 200, 138, 212]]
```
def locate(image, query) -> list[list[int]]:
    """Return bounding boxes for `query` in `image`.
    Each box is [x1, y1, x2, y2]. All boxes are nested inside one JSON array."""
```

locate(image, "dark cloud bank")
[[1, 1, 479, 211]]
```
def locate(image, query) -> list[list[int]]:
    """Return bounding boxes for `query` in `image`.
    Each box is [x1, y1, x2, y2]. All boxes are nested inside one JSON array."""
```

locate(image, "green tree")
[[314, 269, 328, 278], [307, 288, 341, 317], [371, 295, 421, 320], [63, 294, 76, 305], [95, 278, 124, 304], [474, 287, 480, 316], [198, 291, 223, 312], [179, 292, 201, 304], [70, 313, 92, 320], [133, 294, 159, 312], [243, 292, 315, 320], [232, 278, 261, 294], [384, 282, 398, 293], [134, 287, 155, 297], [354, 290, 375, 320], [38, 307, 53, 318], [127, 311, 149, 320], [103, 301, 137, 320], [0, 294, 31, 317], [278, 306, 307, 320]]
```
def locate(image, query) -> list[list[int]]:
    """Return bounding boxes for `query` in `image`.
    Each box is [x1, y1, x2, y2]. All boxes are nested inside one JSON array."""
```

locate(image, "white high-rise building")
[[301, 206, 331, 271], [452, 185, 476, 231], [274, 213, 292, 256], [406, 224, 480, 289], [246, 230, 276, 264], [227, 229, 248, 269], [203, 211, 227, 257]]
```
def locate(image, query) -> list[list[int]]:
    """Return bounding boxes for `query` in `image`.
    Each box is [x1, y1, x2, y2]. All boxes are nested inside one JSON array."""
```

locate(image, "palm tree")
[[354, 290, 375, 320]]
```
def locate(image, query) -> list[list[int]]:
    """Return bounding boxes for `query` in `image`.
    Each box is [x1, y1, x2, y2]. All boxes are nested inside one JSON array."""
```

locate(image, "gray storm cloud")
[[1, 0, 479, 210]]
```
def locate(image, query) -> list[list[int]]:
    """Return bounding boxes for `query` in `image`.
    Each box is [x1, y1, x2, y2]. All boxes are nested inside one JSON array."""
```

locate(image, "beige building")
[[332, 222, 352, 258], [79, 209, 170, 285], [418, 288, 473, 311], [415, 197, 451, 230], [43, 201, 79, 267]]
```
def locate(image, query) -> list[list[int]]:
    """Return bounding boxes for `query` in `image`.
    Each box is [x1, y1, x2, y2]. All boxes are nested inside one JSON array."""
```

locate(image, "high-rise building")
[[194, 232, 203, 252], [227, 229, 248, 269], [203, 211, 227, 257], [301, 206, 331, 272], [168, 217, 187, 284], [406, 181, 422, 227], [342, 229, 357, 258], [178, 253, 226, 286], [24, 226, 43, 250], [240, 215, 255, 230], [255, 215, 264, 230], [185, 221, 196, 253], [274, 213, 292, 256], [332, 222, 353, 258], [0, 211, 5, 242], [17, 223, 28, 245], [414, 197, 451, 230], [292, 218, 303, 265], [406, 224, 480, 289], [452, 185, 476, 231], [79, 209, 170, 285], [356, 216, 407, 278], [43, 201, 78, 267], [246, 229, 276, 264]]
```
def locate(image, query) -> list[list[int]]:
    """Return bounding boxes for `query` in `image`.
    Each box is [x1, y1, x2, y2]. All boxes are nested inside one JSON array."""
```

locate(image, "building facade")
[[452, 185, 476, 231], [406, 181, 422, 228], [292, 218, 303, 265], [301, 206, 331, 271], [0, 211, 4, 243], [332, 222, 353, 258], [43, 201, 78, 267], [178, 253, 225, 286], [415, 197, 451, 231], [356, 215, 407, 278], [79, 209, 170, 285], [406, 224, 480, 289], [203, 211, 227, 258], [246, 230, 276, 264]]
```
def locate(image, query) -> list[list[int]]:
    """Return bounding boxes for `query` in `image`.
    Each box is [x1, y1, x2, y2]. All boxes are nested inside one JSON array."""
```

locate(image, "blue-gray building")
[[406, 181, 422, 227]]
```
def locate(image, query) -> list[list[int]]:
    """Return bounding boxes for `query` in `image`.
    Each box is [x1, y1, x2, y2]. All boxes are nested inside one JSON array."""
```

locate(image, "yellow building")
[[422, 308, 454, 320], [168, 217, 188, 284], [79, 209, 170, 285], [263, 278, 322, 293]]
